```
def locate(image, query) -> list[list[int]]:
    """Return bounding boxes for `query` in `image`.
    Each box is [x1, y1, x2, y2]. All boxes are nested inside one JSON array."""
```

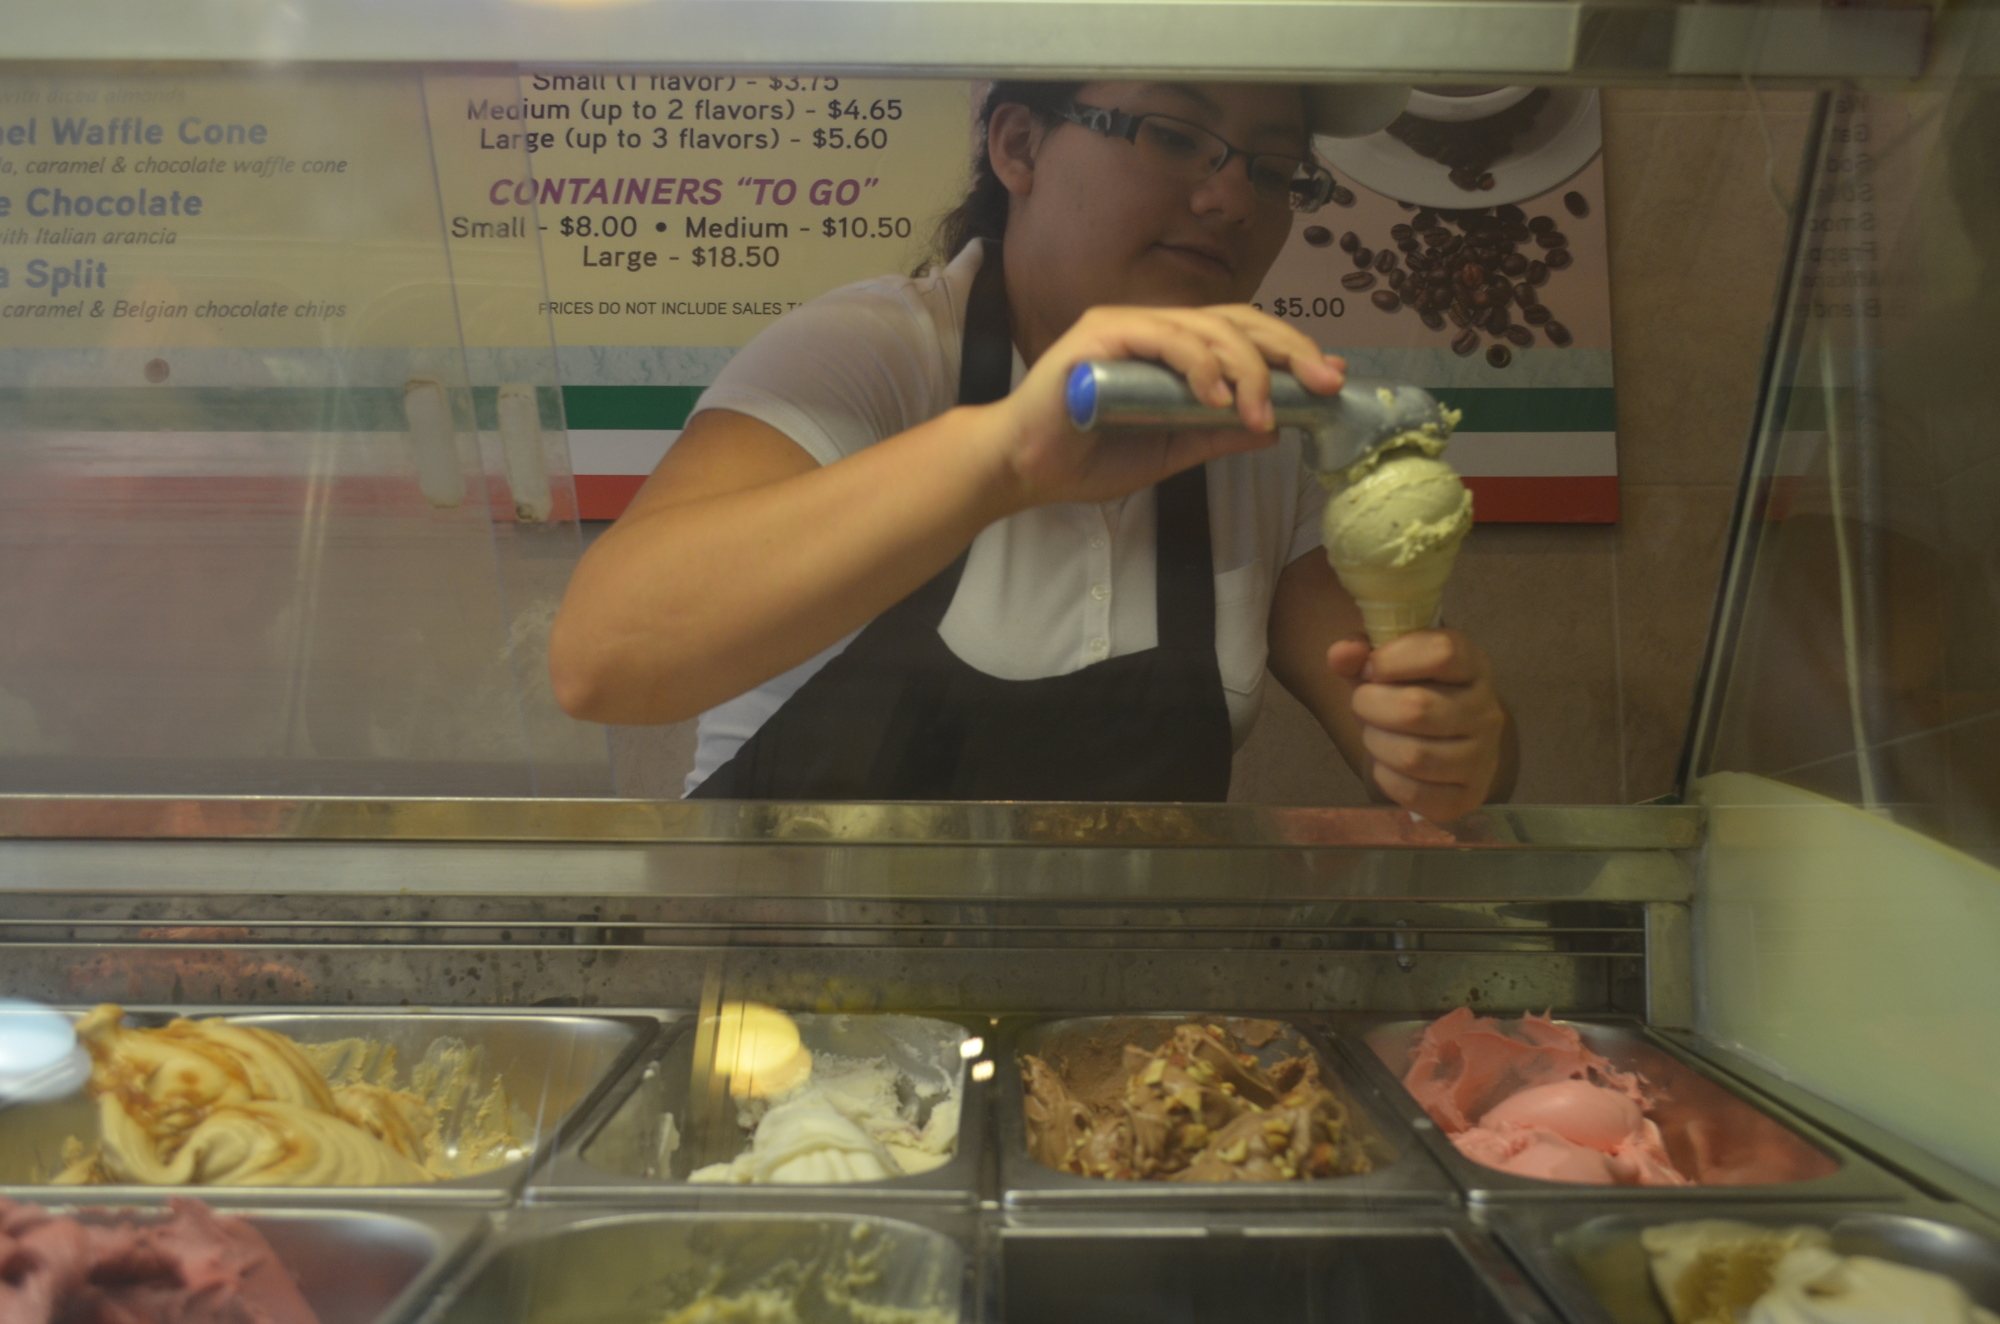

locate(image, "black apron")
[[689, 245, 1234, 801]]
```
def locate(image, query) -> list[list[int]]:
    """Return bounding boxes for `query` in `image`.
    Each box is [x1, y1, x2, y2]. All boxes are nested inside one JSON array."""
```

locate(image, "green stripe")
[[0, 387, 408, 432], [0, 386, 570, 432], [1430, 387, 1616, 433], [561, 385, 704, 431]]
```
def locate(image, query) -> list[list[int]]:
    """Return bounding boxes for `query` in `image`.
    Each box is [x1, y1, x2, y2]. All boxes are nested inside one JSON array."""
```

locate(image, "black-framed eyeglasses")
[[1058, 103, 1336, 213]]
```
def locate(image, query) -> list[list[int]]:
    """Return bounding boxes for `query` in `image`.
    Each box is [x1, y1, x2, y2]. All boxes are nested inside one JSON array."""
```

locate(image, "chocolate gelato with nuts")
[[1020, 1021, 1377, 1182]]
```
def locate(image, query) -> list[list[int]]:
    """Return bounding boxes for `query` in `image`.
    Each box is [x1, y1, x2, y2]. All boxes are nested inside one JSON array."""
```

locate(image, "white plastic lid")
[[0, 1001, 91, 1104]]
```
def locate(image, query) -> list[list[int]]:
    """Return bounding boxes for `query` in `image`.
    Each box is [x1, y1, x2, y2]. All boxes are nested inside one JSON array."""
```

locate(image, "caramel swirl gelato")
[[53, 1004, 520, 1187]]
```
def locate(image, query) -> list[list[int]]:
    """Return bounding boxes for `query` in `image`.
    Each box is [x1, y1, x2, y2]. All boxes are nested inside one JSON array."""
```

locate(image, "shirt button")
[[1088, 637, 1109, 656], [1089, 535, 1107, 550], [1090, 584, 1109, 601]]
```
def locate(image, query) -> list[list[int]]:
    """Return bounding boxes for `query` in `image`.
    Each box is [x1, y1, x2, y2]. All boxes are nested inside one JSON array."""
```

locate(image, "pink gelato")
[[0, 1196, 321, 1324], [1401, 1009, 1688, 1186]]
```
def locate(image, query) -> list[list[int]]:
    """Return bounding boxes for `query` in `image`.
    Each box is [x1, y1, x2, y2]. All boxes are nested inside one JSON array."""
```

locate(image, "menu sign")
[[0, 71, 461, 351]]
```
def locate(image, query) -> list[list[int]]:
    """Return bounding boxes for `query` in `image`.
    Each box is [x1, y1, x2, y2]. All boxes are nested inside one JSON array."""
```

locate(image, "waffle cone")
[[1329, 544, 1461, 647]]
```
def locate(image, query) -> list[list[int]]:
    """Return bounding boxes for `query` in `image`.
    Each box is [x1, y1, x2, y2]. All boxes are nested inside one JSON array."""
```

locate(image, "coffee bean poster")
[[1266, 87, 1616, 522]]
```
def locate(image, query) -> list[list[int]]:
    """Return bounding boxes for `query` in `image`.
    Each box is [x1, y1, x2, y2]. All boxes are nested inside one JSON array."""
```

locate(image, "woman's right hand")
[[980, 303, 1346, 510]]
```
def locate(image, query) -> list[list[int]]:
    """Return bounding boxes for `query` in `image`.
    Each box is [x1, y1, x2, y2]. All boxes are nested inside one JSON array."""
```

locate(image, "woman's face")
[[998, 81, 1309, 320]]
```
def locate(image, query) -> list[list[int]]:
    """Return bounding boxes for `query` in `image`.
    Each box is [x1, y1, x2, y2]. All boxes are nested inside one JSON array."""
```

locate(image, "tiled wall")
[[1232, 88, 1821, 807], [610, 88, 1825, 806]]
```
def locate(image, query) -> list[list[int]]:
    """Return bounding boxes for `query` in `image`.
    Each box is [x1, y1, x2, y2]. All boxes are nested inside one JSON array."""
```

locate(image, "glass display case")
[[2, 2, 1998, 1320]]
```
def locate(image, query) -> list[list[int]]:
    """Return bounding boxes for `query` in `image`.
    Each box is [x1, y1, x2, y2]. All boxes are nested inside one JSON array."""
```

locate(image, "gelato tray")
[[1486, 1202, 2000, 1324], [417, 1209, 966, 1324], [541, 1008, 985, 1203], [0, 1195, 485, 1324], [1000, 1215, 1563, 1323], [0, 1005, 656, 1204], [1344, 1014, 1913, 1202], [999, 1014, 1453, 1209]]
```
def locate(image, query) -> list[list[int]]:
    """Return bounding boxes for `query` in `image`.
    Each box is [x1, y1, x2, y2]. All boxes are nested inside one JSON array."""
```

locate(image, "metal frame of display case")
[[2, 0, 1954, 82]]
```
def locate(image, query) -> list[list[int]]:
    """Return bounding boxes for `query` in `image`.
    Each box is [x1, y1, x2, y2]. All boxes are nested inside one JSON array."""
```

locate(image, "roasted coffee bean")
[[1526, 260, 1549, 286], [1302, 225, 1333, 247], [1522, 303, 1552, 326], [1500, 252, 1529, 278], [1398, 199, 1419, 211], [1486, 343, 1512, 368], [1514, 283, 1538, 308], [1496, 203, 1525, 223], [1446, 305, 1471, 329], [1563, 190, 1589, 218], [1398, 239, 1420, 256], [1477, 172, 1495, 190], [1331, 185, 1357, 207], [1340, 270, 1377, 291], [1471, 287, 1492, 308], [1458, 262, 1486, 287], [1413, 209, 1439, 230], [1529, 215, 1556, 234], [1423, 228, 1452, 248], [1353, 247, 1375, 268], [1545, 247, 1573, 270], [1420, 309, 1446, 331], [1507, 222, 1532, 243], [1534, 229, 1568, 250], [1449, 167, 1479, 191], [1544, 320, 1573, 347], [1503, 324, 1534, 348], [1371, 289, 1402, 313], [1485, 305, 1511, 334], [1375, 249, 1397, 273], [1389, 223, 1415, 243], [1339, 230, 1360, 252], [1452, 328, 1481, 356]]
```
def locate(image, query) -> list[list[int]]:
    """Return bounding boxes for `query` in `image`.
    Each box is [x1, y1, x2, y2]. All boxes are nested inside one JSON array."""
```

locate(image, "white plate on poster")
[[1317, 87, 1601, 209]]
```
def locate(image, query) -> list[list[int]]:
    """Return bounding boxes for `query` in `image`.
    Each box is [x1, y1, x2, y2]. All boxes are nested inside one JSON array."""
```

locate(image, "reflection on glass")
[[1698, 86, 2000, 862], [0, 66, 603, 796]]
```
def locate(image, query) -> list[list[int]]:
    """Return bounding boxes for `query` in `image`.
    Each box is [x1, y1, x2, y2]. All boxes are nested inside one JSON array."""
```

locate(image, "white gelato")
[[1639, 1221, 1999, 1324], [1748, 1246, 2000, 1324], [689, 1053, 960, 1186]]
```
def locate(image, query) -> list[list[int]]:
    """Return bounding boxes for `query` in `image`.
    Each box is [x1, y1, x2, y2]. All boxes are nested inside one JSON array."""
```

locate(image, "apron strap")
[[1153, 465, 1215, 654]]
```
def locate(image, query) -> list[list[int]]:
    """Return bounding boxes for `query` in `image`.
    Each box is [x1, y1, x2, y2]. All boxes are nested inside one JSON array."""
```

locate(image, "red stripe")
[[1465, 475, 1619, 524], [12, 472, 1615, 525], [576, 474, 648, 520], [5, 474, 578, 523]]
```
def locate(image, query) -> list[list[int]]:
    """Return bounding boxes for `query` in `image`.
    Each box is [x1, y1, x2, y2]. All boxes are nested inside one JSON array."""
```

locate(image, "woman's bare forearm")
[[550, 406, 1020, 724]]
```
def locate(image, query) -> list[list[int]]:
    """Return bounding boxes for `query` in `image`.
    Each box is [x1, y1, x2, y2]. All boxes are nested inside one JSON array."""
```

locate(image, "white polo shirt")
[[684, 239, 1327, 794]]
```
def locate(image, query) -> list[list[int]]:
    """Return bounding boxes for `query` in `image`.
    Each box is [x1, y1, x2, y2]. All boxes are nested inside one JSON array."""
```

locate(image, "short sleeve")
[[686, 259, 969, 467], [1287, 456, 1331, 564]]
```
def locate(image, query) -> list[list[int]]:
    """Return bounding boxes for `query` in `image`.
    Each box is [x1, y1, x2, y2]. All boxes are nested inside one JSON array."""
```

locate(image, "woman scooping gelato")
[[551, 81, 1517, 815]]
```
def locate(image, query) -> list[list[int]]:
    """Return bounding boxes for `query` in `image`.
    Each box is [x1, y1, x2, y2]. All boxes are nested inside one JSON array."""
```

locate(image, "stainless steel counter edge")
[[0, 797, 1703, 851]]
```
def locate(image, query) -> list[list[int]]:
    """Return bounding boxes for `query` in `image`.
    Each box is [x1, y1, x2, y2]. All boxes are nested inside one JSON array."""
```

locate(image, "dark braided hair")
[[922, 80, 1083, 271]]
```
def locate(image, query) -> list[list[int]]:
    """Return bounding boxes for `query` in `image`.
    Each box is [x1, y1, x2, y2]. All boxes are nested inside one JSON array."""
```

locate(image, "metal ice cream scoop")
[[1065, 359, 1454, 475]]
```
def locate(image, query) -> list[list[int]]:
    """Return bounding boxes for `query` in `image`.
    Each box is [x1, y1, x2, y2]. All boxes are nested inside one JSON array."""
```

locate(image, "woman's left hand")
[[1327, 629, 1512, 821]]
